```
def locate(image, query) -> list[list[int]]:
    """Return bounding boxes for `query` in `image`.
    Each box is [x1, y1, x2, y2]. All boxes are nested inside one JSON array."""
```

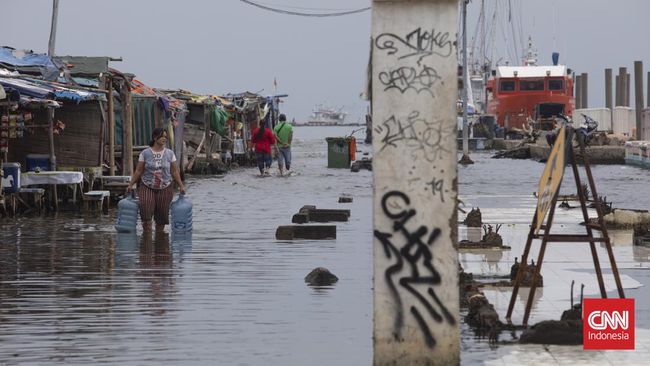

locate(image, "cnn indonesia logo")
[[583, 298, 635, 350]]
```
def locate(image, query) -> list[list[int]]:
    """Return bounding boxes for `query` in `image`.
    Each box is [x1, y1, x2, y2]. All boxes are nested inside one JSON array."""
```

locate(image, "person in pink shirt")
[[251, 120, 276, 176]]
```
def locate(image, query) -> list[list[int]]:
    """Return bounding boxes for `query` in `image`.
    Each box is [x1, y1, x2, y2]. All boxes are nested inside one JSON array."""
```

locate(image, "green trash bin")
[[326, 137, 351, 168]]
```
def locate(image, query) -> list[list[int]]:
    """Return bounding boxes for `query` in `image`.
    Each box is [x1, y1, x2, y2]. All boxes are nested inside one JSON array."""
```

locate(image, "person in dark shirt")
[[251, 120, 276, 176]]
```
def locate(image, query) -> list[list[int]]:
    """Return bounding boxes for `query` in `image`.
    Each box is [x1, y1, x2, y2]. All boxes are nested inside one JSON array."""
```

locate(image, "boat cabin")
[[486, 65, 574, 131]]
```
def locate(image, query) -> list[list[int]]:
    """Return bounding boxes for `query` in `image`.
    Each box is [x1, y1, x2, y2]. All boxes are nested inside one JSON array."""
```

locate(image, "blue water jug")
[[115, 192, 139, 233], [171, 193, 193, 233]]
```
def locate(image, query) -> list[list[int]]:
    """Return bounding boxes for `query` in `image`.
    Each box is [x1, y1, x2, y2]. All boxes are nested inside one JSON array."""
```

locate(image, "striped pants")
[[138, 184, 174, 225]]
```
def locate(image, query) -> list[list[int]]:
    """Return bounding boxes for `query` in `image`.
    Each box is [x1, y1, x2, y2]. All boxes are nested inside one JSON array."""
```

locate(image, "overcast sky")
[[3, 0, 649, 122]]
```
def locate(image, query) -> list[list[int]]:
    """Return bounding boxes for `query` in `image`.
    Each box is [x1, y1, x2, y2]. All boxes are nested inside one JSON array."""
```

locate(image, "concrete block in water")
[[338, 196, 353, 203], [299, 205, 317, 214], [308, 210, 350, 222], [304, 267, 339, 286], [292, 213, 309, 224], [297, 206, 351, 222], [275, 225, 336, 240]]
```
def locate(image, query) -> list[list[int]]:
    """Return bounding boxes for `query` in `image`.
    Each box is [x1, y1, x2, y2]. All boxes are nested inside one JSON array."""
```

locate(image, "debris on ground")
[[463, 207, 482, 227]]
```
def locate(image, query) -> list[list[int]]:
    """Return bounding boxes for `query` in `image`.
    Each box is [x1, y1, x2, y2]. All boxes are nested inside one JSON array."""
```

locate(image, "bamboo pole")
[[107, 77, 115, 176], [48, 107, 58, 210], [121, 80, 134, 176], [97, 78, 107, 173], [204, 105, 212, 163]]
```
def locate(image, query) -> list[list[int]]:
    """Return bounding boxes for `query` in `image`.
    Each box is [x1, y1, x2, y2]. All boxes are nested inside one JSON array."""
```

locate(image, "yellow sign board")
[[535, 127, 566, 233]]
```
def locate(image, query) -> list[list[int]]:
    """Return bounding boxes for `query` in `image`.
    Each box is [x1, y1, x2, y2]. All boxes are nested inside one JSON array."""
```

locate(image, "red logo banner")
[[583, 298, 634, 350]]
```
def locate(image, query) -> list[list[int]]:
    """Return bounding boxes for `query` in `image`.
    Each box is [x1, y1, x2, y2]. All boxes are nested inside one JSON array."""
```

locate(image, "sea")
[[0, 126, 648, 365]]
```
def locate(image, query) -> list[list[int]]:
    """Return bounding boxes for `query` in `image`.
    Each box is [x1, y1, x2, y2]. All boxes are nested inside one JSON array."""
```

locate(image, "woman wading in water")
[[127, 128, 186, 233]]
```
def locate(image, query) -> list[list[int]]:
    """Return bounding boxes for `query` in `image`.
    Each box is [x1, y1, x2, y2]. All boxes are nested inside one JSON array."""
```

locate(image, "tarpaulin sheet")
[[0, 77, 105, 104], [52, 56, 109, 76], [210, 106, 229, 137], [0, 47, 58, 76]]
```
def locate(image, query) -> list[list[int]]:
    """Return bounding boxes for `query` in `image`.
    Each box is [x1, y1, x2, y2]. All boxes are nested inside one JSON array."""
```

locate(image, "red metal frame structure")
[[506, 127, 625, 326]]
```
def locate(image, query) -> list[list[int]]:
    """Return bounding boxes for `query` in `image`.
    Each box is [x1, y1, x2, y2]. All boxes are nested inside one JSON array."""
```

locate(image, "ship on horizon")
[[305, 104, 347, 126]]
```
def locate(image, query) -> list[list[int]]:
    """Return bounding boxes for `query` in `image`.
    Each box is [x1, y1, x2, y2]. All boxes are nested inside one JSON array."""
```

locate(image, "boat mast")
[[460, 0, 472, 164]]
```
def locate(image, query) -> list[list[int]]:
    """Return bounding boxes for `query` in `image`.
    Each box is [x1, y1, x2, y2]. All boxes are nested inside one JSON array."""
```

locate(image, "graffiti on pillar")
[[375, 27, 453, 64], [426, 176, 445, 202], [378, 65, 442, 98], [374, 191, 456, 348], [374, 111, 455, 162]]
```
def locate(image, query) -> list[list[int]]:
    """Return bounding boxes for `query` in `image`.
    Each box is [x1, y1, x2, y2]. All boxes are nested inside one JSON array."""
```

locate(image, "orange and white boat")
[[485, 38, 575, 133]]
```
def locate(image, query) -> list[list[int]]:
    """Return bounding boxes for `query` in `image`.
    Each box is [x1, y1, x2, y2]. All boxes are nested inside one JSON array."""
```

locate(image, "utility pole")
[[460, 0, 473, 164], [48, 0, 60, 56]]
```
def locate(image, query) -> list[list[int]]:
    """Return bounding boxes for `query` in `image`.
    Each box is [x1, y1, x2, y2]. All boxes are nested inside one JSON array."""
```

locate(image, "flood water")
[[1, 126, 649, 365]]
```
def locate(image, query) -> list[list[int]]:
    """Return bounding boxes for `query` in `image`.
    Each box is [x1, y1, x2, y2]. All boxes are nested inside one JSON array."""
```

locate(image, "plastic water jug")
[[171, 193, 193, 233], [115, 192, 139, 233]]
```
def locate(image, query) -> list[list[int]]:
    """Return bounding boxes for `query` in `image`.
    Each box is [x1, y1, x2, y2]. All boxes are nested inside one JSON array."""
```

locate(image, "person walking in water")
[[251, 119, 276, 176], [273, 113, 293, 176], [127, 128, 186, 233]]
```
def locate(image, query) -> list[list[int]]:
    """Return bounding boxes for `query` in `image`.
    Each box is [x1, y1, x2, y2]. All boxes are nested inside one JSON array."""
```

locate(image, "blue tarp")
[[0, 77, 51, 99], [0, 76, 105, 104], [0, 47, 58, 78]]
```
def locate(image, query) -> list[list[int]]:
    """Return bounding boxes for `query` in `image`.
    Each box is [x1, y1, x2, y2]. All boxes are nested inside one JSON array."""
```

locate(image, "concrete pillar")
[[581, 72, 588, 109], [371, 1, 459, 364], [616, 75, 621, 107], [625, 73, 631, 107], [634, 61, 644, 140], [605, 68, 613, 110], [619, 67, 627, 107], [647, 71, 650, 107], [605, 68, 613, 125], [575, 74, 582, 109]]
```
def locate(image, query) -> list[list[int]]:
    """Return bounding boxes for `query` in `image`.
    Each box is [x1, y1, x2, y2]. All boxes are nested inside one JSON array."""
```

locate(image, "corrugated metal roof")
[[52, 56, 109, 76]]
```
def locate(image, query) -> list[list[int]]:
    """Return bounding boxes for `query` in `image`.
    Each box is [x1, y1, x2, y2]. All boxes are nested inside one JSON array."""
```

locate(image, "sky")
[[3, 0, 650, 122]]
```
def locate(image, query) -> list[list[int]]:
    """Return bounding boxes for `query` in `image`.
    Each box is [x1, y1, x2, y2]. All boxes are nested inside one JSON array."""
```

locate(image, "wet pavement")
[[458, 153, 650, 365], [1, 127, 649, 365]]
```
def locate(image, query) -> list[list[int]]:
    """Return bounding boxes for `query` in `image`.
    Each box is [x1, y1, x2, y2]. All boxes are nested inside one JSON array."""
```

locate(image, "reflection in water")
[[607, 229, 633, 247], [634, 245, 650, 263], [516, 287, 544, 309], [309, 285, 337, 296], [460, 248, 505, 275], [139, 232, 173, 317], [115, 232, 139, 267], [466, 227, 482, 242], [171, 231, 193, 261]]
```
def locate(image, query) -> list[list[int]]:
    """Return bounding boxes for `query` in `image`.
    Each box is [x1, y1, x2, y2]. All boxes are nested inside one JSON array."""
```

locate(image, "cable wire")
[[239, 0, 370, 17]]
